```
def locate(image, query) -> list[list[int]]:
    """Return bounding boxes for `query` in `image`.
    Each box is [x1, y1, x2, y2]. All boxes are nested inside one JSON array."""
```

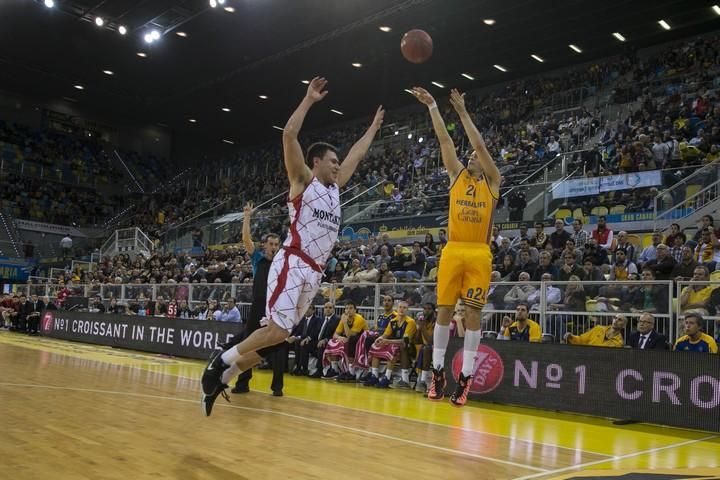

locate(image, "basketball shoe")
[[449, 373, 473, 407], [201, 349, 231, 416], [427, 367, 446, 401]]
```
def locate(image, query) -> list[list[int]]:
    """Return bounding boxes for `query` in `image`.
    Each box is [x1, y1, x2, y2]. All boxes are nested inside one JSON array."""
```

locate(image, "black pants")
[[293, 341, 318, 373], [226, 318, 288, 393]]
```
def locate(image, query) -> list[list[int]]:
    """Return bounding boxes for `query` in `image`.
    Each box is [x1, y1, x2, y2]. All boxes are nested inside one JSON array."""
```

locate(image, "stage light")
[[151, 30, 160, 40], [209, 0, 217, 7], [74, 85, 84, 90], [136, 52, 147, 58], [493, 64, 507, 72], [95, 17, 104, 27], [102, 70, 114, 75], [379, 26, 392, 32], [118, 25, 127, 35], [431, 81, 445, 88], [461, 73, 475, 80], [569, 44, 582, 53], [44, 0, 54, 8], [531, 54, 544, 63], [483, 19, 495, 25]]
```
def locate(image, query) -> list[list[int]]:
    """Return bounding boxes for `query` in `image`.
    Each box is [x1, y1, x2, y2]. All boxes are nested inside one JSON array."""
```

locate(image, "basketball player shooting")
[[409, 86, 500, 407], [201, 77, 384, 416]]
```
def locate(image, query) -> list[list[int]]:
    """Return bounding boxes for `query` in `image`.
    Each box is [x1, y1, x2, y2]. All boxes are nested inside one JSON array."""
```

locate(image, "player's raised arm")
[[241, 201, 255, 256], [410, 87, 464, 182], [337, 106, 384, 188], [283, 77, 328, 187], [449, 89, 501, 192]]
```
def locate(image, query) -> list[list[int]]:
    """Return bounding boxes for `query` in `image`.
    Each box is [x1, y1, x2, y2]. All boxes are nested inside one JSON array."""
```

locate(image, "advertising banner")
[[39, 310, 240, 360], [445, 338, 720, 432], [0, 257, 37, 281], [551, 170, 663, 200], [15, 219, 85, 237]]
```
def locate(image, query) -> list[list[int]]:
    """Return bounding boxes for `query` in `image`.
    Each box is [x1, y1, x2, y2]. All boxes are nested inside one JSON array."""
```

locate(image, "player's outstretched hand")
[[243, 201, 254, 217], [306, 77, 329, 103], [371, 105, 385, 131], [450, 89, 467, 114], [410, 87, 435, 107]]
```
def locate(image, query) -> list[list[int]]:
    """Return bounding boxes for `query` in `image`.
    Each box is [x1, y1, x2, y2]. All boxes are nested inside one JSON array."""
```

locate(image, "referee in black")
[[223, 202, 286, 396]]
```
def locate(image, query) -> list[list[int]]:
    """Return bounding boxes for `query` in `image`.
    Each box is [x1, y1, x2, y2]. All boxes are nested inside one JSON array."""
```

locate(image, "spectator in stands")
[[289, 305, 322, 376], [154, 295, 168, 316], [438, 229, 448, 247], [532, 251, 559, 281], [196, 300, 212, 320], [583, 238, 609, 266], [680, 266, 714, 316], [638, 232, 663, 268], [60, 235, 73, 259], [571, 219, 589, 252], [510, 224, 530, 250], [364, 301, 417, 388], [422, 233, 437, 260], [492, 226, 504, 247], [592, 216, 614, 251], [558, 252, 585, 282], [564, 314, 627, 347], [694, 227, 720, 271], [669, 234, 685, 264], [511, 250, 537, 281], [499, 302, 541, 342], [497, 237, 517, 266], [176, 299, 193, 319], [673, 313, 718, 354], [498, 255, 516, 281], [610, 249, 638, 281], [665, 223, 686, 250], [450, 300, 466, 338], [531, 222, 548, 250], [311, 302, 340, 378], [627, 312, 668, 350], [693, 215, 719, 243], [342, 258, 362, 283], [613, 231, 635, 263], [549, 220, 572, 254], [644, 244, 676, 280], [547, 275, 586, 339], [374, 245, 392, 268], [503, 272, 536, 309], [217, 297, 241, 323], [412, 302, 436, 393], [389, 244, 409, 273], [485, 271, 508, 315], [547, 135, 561, 157], [107, 298, 125, 314], [516, 238, 540, 264], [527, 273, 561, 311], [393, 242, 426, 281], [624, 269, 668, 314], [322, 302, 368, 379], [354, 258, 379, 284], [672, 245, 698, 282], [377, 261, 395, 283], [561, 240, 583, 267]]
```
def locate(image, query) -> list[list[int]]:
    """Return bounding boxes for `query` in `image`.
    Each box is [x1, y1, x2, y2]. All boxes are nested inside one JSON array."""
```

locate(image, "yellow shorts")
[[437, 242, 492, 309]]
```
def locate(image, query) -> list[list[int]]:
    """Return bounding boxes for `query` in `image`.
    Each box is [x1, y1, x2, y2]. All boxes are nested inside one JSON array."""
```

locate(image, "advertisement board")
[[445, 338, 720, 432], [39, 310, 240, 360]]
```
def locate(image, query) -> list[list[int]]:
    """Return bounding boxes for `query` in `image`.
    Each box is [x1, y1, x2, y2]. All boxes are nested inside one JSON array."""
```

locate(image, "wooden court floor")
[[0, 331, 718, 480]]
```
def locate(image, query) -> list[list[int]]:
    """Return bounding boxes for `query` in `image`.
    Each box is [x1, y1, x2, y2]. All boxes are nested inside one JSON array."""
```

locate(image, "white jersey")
[[284, 177, 340, 267]]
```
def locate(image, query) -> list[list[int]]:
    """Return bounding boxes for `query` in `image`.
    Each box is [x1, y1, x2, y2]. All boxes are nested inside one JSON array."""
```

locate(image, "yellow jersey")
[[448, 169, 498, 244]]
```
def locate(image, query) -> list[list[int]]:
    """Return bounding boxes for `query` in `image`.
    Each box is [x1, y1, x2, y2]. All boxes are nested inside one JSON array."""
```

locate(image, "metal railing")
[[18, 279, 717, 344]]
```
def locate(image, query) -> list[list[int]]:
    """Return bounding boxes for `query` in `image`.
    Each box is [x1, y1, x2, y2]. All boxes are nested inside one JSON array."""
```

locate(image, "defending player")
[[409, 87, 501, 407], [200, 77, 384, 415]]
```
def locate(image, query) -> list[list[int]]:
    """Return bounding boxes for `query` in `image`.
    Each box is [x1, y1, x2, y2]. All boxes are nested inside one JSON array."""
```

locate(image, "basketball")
[[400, 29, 433, 64]]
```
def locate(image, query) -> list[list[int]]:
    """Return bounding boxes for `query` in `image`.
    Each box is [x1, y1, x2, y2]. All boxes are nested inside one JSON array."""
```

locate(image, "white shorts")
[[266, 251, 323, 331]]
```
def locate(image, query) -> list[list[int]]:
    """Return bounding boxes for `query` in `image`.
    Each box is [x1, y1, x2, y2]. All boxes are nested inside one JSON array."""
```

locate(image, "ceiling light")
[[483, 19, 495, 25], [258, 95, 268, 100], [176, 31, 187, 37], [221, 107, 231, 112], [136, 52, 147, 58], [272, 125, 284, 131], [144, 33, 153, 43], [222, 139, 234, 145], [569, 44, 582, 53], [102, 70, 114, 75], [379, 26, 392, 32], [461, 73, 475, 80], [218, 0, 226, 4], [404, 88, 413, 94], [151, 30, 161, 40], [658, 19, 671, 30], [224, 6, 235, 13], [73, 85, 84, 90], [394, 131, 399, 135], [713, 5, 720, 15], [407, 133, 413, 139], [44, 0, 54, 7], [531, 54, 544, 63], [612, 32, 626, 42], [419, 137, 424, 143], [352, 62, 362, 68], [95, 17, 104, 27], [188, 119, 197, 123], [301, 80, 310, 85], [118, 25, 127, 35], [331, 109, 344, 115], [493, 64, 507, 72], [209, 0, 218, 7], [431, 81, 445, 88]]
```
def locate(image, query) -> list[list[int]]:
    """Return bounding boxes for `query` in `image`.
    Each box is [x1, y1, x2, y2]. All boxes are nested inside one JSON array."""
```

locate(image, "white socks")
[[401, 369, 410, 383], [385, 368, 392, 380], [462, 329, 482, 377], [421, 370, 432, 384], [221, 363, 241, 385], [371, 367, 379, 377], [221, 347, 241, 365], [331, 361, 339, 372], [433, 323, 450, 370]]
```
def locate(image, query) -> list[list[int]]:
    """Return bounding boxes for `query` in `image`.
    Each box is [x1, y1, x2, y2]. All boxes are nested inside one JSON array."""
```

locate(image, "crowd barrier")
[[444, 338, 719, 432], [21, 280, 720, 342]]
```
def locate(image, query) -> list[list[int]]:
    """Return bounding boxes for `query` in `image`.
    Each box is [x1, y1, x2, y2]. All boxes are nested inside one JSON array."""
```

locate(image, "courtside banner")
[[39, 310, 239, 360], [445, 339, 720, 432]]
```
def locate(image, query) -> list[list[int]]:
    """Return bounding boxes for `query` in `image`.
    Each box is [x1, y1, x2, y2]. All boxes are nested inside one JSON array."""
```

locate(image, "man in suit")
[[627, 312, 668, 350], [289, 305, 322, 376], [309, 302, 340, 378], [24, 294, 45, 335]]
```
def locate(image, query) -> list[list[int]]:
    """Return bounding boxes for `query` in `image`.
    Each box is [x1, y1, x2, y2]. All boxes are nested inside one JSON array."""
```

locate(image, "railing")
[[19, 279, 711, 343]]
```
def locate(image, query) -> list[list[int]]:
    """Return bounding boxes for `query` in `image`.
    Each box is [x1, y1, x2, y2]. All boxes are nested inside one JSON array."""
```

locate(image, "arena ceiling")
[[0, 0, 719, 148]]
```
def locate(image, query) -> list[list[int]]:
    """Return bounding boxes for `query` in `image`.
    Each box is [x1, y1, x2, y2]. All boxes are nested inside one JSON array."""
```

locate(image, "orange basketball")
[[400, 29, 433, 64]]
